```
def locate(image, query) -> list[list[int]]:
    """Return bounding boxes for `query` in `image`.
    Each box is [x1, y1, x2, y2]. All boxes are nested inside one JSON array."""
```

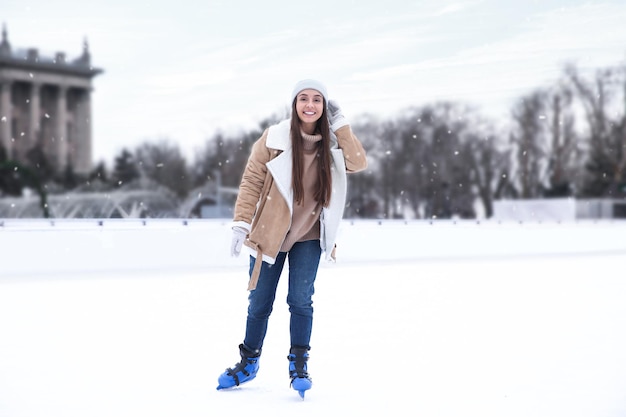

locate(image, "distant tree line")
[[1, 61, 626, 219]]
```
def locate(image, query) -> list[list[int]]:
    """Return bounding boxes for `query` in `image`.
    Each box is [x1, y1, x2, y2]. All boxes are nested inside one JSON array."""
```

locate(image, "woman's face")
[[295, 89, 324, 128]]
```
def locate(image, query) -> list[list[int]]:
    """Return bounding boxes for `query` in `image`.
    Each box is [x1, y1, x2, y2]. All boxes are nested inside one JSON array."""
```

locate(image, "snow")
[[1, 219, 626, 417]]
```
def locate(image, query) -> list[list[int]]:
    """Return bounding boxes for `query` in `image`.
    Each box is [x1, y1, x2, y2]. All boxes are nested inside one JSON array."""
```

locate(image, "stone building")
[[0, 24, 102, 175]]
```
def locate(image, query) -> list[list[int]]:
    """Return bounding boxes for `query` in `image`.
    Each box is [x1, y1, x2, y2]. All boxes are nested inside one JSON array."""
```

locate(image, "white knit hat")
[[291, 79, 328, 103]]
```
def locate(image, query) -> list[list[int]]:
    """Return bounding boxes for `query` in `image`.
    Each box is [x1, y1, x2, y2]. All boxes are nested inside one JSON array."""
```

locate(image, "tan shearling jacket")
[[233, 119, 367, 290]]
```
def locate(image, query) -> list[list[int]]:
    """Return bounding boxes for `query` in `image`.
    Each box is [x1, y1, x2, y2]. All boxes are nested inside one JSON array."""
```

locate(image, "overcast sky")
[[3, 0, 626, 165]]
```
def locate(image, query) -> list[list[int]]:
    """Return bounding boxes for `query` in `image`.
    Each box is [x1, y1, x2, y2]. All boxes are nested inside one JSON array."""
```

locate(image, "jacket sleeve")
[[233, 130, 272, 228], [334, 125, 368, 173]]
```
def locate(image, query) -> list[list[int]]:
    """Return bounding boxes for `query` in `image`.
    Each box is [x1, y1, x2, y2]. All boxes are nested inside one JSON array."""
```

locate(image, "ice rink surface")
[[1, 219, 625, 417]]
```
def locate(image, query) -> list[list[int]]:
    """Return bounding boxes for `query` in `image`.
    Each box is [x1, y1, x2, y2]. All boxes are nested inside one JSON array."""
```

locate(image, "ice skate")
[[216, 344, 261, 390], [288, 346, 312, 399]]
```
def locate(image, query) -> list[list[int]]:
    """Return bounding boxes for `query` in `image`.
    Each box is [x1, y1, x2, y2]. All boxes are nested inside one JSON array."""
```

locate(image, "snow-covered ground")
[[1, 219, 625, 417]]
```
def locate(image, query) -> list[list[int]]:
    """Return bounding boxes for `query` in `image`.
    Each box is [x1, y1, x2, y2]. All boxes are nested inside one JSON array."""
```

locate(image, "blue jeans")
[[243, 240, 321, 351]]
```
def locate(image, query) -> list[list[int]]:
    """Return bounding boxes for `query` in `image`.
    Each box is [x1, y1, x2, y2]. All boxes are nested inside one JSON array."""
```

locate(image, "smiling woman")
[[216, 79, 367, 398]]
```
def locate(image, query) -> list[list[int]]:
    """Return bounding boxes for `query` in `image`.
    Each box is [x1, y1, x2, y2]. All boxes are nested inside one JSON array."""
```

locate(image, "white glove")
[[327, 99, 349, 132], [230, 226, 248, 257]]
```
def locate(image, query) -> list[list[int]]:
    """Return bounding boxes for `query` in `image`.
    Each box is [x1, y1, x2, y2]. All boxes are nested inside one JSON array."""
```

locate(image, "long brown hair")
[[290, 99, 333, 207]]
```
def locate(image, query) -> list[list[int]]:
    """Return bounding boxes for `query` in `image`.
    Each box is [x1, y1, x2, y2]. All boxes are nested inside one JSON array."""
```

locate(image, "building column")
[[56, 85, 68, 170], [74, 88, 92, 174], [0, 81, 11, 155], [28, 82, 41, 149]]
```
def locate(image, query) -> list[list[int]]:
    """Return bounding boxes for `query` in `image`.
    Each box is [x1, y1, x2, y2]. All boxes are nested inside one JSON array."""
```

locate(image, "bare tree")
[[465, 123, 510, 218], [509, 90, 548, 199], [566, 64, 626, 197], [544, 82, 580, 196], [348, 114, 381, 218], [134, 139, 191, 199]]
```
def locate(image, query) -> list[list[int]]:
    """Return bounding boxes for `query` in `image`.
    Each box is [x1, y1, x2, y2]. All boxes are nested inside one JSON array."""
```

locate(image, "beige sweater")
[[279, 132, 323, 252]]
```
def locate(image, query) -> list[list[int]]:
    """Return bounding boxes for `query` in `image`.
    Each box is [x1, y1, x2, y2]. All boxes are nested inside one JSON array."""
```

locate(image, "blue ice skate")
[[216, 344, 261, 390], [288, 347, 312, 399]]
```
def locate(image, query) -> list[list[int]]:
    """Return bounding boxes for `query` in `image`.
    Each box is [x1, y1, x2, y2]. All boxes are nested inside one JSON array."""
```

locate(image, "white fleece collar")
[[266, 119, 291, 150]]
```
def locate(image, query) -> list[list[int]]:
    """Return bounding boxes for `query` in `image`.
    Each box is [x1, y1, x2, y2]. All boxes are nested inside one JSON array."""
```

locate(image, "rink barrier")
[[0, 217, 624, 229], [1, 218, 624, 277]]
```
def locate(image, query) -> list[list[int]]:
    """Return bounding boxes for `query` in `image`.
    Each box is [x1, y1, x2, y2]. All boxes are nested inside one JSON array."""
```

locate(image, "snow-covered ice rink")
[[1, 219, 625, 417]]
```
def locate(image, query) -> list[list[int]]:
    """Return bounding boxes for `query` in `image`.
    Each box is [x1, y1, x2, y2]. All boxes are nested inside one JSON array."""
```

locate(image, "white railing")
[[1, 219, 624, 277]]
